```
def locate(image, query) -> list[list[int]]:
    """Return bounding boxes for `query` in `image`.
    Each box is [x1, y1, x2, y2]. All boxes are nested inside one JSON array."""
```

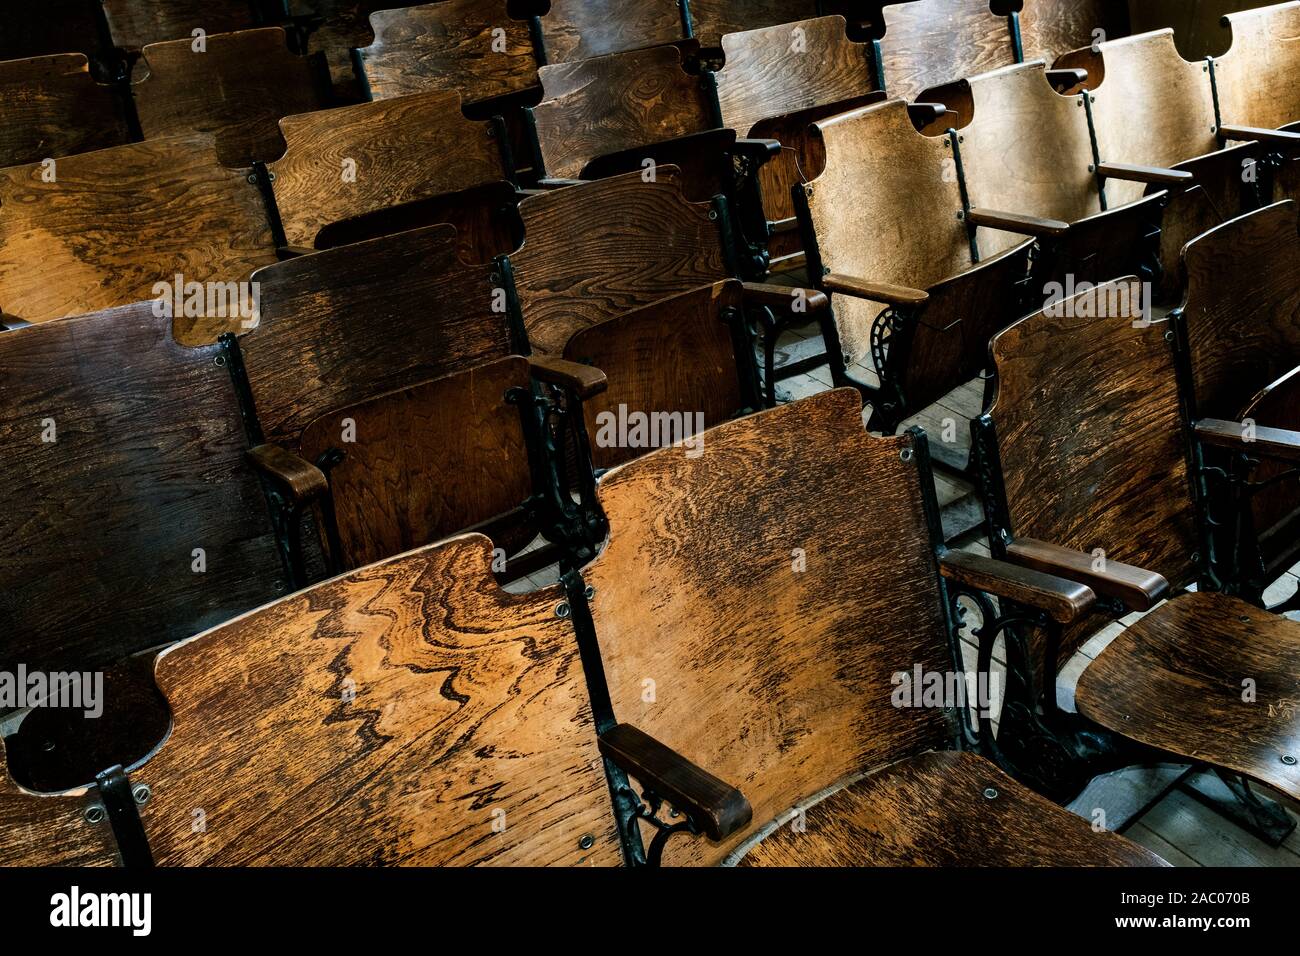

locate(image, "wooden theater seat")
[[355, 1, 540, 106], [537, 0, 685, 64], [1177, 201, 1300, 594], [286, 1, 408, 101], [578, 388, 1164, 866], [0, 54, 131, 168], [132, 28, 332, 167], [797, 98, 1032, 435], [876, 0, 1019, 102], [1016, 0, 1129, 64], [102, 0, 266, 53], [0, 134, 278, 342], [264, 90, 512, 249], [0, 302, 285, 793], [687, 0, 824, 49]]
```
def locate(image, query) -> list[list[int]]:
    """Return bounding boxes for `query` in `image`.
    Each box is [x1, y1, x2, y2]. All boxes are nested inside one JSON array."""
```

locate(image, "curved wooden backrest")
[[241, 224, 508, 449], [133, 536, 623, 866], [288, 1, 407, 97], [103, 0, 262, 51], [0, 54, 130, 168], [584, 389, 957, 867], [959, 61, 1101, 258], [540, 0, 684, 64], [803, 98, 969, 363], [1181, 201, 1300, 420], [1215, 2, 1300, 132], [1129, 0, 1278, 59], [509, 170, 728, 355], [690, 0, 823, 48], [0, 737, 115, 867], [0, 1, 105, 62], [533, 45, 712, 180], [1087, 29, 1218, 209], [0, 302, 283, 676], [133, 28, 331, 168], [0, 134, 276, 341], [715, 16, 874, 135], [300, 357, 535, 570], [878, 0, 1017, 102], [566, 280, 745, 471], [988, 278, 1199, 588], [266, 90, 507, 247], [1017, 0, 1127, 63], [358, 1, 539, 105]]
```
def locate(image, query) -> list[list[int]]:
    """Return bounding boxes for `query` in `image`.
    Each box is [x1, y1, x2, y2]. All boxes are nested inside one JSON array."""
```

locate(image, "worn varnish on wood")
[[287, 1, 409, 100], [132, 537, 623, 865], [0, 54, 130, 169], [1215, 2, 1300, 133], [357, 1, 540, 105], [1016, 0, 1129, 64], [102, 0, 263, 52], [877, 0, 1018, 102], [509, 170, 728, 356], [266, 90, 509, 248], [538, 0, 685, 64], [0, 133, 277, 342], [132, 28, 331, 168], [0, 737, 116, 866], [688, 0, 824, 49]]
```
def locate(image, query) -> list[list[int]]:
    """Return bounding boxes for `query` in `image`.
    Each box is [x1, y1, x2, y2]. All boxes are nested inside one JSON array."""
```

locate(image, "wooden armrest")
[[733, 138, 782, 164], [598, 723, 752, 842], [247, 444, 328, 503], [1045, 68, 1088, 89], [528, 355, 608, 399], [276, 245, 316, 260], [822, 273, 929, 308], [1195, 418, 1300, 465], [1004, 538, 1169, 613], [1095, 162, 1193, 185], [967, 207, 1071, 238], [1218, 124, 1300, 147], [536, 177, 587, 189], [906, 102, 949, 125], [741, 281, 828, 314], [939, 550, 1096, 624]]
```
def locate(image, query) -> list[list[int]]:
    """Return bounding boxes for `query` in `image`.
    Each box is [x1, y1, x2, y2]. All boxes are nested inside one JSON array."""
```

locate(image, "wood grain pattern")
[[988, 277, 1200, 592], [533, 45, 713, 180], [510, 170, 728, 355], [878, 0, 1018, 102], [0, 54, 130, 169], [804, 99, 978, 365], [1077, 592, 1300, 800], [0, 302, 283, 677], [299, 358, 535, 571], [689, 0, 823, 48], [738, 751, 1166, 865], [358, 1, 539, 105], [288, 1, 409, 100], [1018, 0, 1127, 63], [1132, 0, 1288, 60], [566, 280, 745, 470], [134, 536, 624, 866], [0, 133, 277, 342], [585, 389, 958, 866], [267, 90, 508, 247], [716, 16, 875, 136], [0, 0, 105, 62], [102, 0, 261, 51], [1215, 2, 1300, 133], [132, 28, 331, 168], [540, 0, 685, 63], [241, 224, 509, 449], [0, 736, 116, 867]]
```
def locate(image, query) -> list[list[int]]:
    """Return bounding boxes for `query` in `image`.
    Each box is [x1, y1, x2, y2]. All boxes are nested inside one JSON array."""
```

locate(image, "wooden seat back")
[[266, 90, 509, 248], [1215, 2, 1300, 133], [0, 302, 283, 678], [689, 0, 824, 48], [1017, 0, 1129, 63], [801, 98, 974, 364], [583, 388, 959, 866], [531, 45, 713, 181], [0, 54, 131, 168], [102, 0, 264, 52], [356, 1, 540, 105], [0, 134, 277, 342], [133, 28, 331, 168], [539, 0, 685, 64], [877, 0, 1018, 102], [1129, 0, 1277, 59], [507, 170, 728, 356], [130, 536, 623, 866], [987, 278, 1200, 591], [287, 1, 408, 100], [237, 224, 509, 451]]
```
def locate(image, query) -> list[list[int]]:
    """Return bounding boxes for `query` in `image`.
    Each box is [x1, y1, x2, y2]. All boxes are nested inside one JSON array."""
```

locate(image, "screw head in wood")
[[1283, 754, 1297, 766], [555, 602, 571, 619], [132, 784, 151, 806], [983, 787, 999, 800], [578, 833, 595, 849], [83, 805, 105, 824]]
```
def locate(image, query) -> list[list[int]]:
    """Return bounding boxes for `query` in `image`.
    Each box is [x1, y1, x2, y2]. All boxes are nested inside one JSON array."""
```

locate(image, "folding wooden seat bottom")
[[738, 751, 1161, 867], [1076, 592, 1300, 800]]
